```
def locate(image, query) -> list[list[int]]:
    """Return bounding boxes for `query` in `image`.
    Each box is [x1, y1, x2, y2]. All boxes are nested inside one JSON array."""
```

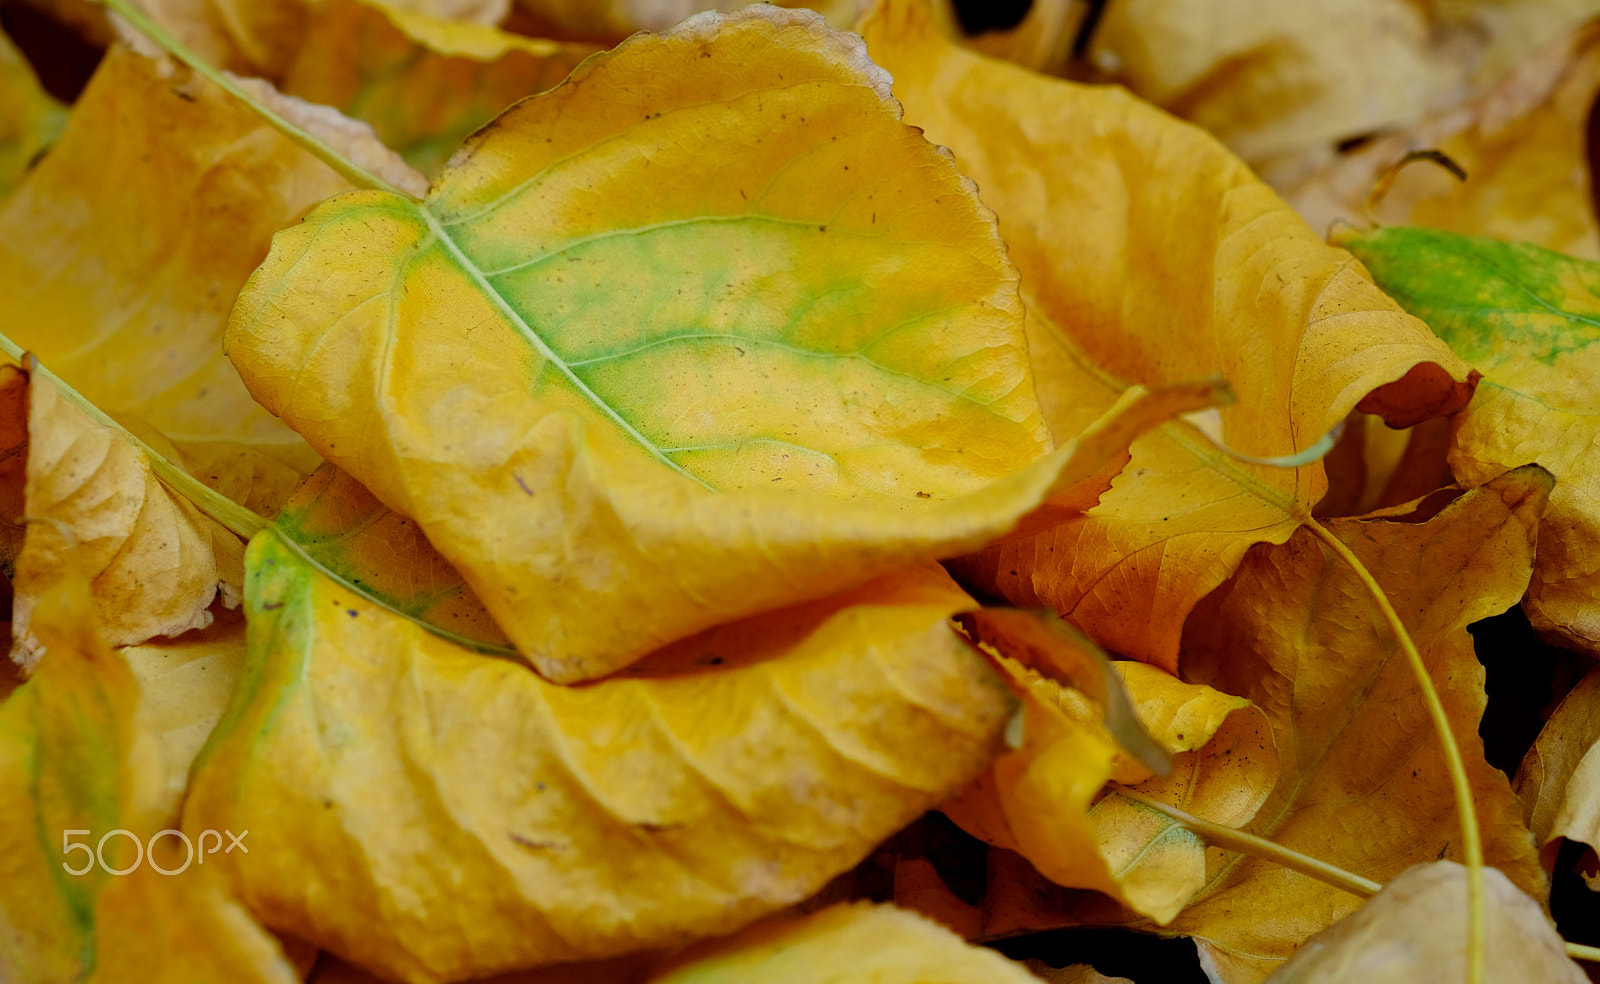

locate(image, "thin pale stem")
[[1568, 943, 1600, 963], [1111, 786, 1381, 899], [1304, 517, 1484, 984], [96, 0, 417, 200], [0, 335, 268, 541]]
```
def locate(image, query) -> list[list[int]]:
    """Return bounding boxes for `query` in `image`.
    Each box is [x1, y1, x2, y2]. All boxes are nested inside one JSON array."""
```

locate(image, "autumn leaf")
[[1515, 663, 1600, 869], [1341, 225, 1600, 654], [180, 528, 1015, 982], [1077, 0, 1598, 186], [1156, 467, 1550, 981], [1262, 861, 1585, 983], [279, 0, 597, 177], [860, 0, 1476, 671], [644, 902, 1040, 983], [942, 655, 1276, 924], [227, 3, 1224, 682], [506, 0, 860, 44], [1288, 20, 1600, 261], [0, 569, 299, 984]]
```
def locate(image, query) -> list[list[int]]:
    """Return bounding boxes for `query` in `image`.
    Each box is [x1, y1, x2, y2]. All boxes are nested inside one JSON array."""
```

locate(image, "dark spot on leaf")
[[347, 609, 359, 618], [515, 475, 534, 496]]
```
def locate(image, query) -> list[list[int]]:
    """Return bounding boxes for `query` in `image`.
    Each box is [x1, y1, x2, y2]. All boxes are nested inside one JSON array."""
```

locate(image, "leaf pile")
[[2, 0, 1600, 982]]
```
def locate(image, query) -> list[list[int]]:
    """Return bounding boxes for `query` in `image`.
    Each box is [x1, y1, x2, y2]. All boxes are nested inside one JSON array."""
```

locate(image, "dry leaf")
[[508, 0, 861, 44], [227, 4, 1224, 683], [645, 902, 1039, 984], [1342, 226, 1600, 653], [1262, 861, 1584, 983], [0, 570, 299, 984], [860, 0, 1476, 671], [1288, 21, 1600, 260], [181, 529, 1015, 982], [0, 44, 322, 467], [1515, 663, 1600, 869], [281, 0, 598, 177], [1165, 467, 1551, 982], [1081, 0, 1600, 186], [10, 374, 241, 671]]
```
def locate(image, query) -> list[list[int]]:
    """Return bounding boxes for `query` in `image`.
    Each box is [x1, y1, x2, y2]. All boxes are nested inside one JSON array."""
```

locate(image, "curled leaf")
[[1514, 663, 1600, 869], [0, 24, 65, 203], [1341, 226, 1600, 653], [861, 0, 1476, 671], [1262, 861, 1585, 984], [181, 530, 1014, 982]]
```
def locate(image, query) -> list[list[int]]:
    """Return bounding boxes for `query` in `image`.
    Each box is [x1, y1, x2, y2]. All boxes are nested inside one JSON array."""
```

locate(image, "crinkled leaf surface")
[[1161, 468, 1550, 982], [0, 571, 298, 984], [645, 902, 1039, 984], [860, 0, 1476, 671], [282, 0, 598, 177], [1262, 861, 1584, 984], [10, 374, 242, 671], [1515, 663, 1600, 867], [1289, 21, 1600, 262], [228, 4, 1223, 682], [943, 658, 1275, 925], [1081, 0, 1600, 186], [1343, 226, 1600, 653], [0, 24, 65, 204], [181, 529, 1014, 982]]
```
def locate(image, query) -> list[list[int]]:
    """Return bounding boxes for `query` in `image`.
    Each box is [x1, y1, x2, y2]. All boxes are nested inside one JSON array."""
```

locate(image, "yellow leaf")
[[273, 462, 511, 651], [0, 23, 65, 204], [10, 373, 243, 671], [228, 4, 1224, 682], [0, 45, 325, 468], [860, 0, 1476, 671], [281, 0, 598, 177], [507, 0, 861, 44], [948, 658, 1276, 924], [0, 570, 299, 984], [181, 529, 1015, 982], [120, 610, 248, 821], [1157, 467, 1551, 981], [1288, 21, 1600, 262], [1262, 861, 1585, 984], [646, 903, 1039, 984], [1514, 663, 1600, 870]]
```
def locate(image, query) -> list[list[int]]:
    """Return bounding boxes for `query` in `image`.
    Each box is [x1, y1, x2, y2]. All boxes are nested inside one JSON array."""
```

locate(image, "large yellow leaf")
[[181, 528, 1015, 982], [1262, 861, 1585, 984], [860, 0, 1476, 671], [228, 4, 1222, 682], [281, 0, 598, 177], [1157, 468, 1550, 982], [0, 44, 329, 464], [1288, 21, 1600, 261], [644, 902, 1040, 983], [0, 571, 299, 984]]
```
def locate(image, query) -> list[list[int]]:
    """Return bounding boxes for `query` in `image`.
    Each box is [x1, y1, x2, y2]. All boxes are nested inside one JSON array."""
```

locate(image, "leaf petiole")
[[94, 0, 418, 200], [1303, 516, 1485, 984], [1109, 785, 1381, 900]]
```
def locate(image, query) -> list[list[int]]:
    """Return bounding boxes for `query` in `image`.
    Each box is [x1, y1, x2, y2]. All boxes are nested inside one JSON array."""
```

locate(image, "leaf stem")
[[1111, 786, 1381, 899], [1568, 943, 1600, 963], [0, 334, 268, 541], [1303, 517, 1484, 984], [96, 0, 417, 200]]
